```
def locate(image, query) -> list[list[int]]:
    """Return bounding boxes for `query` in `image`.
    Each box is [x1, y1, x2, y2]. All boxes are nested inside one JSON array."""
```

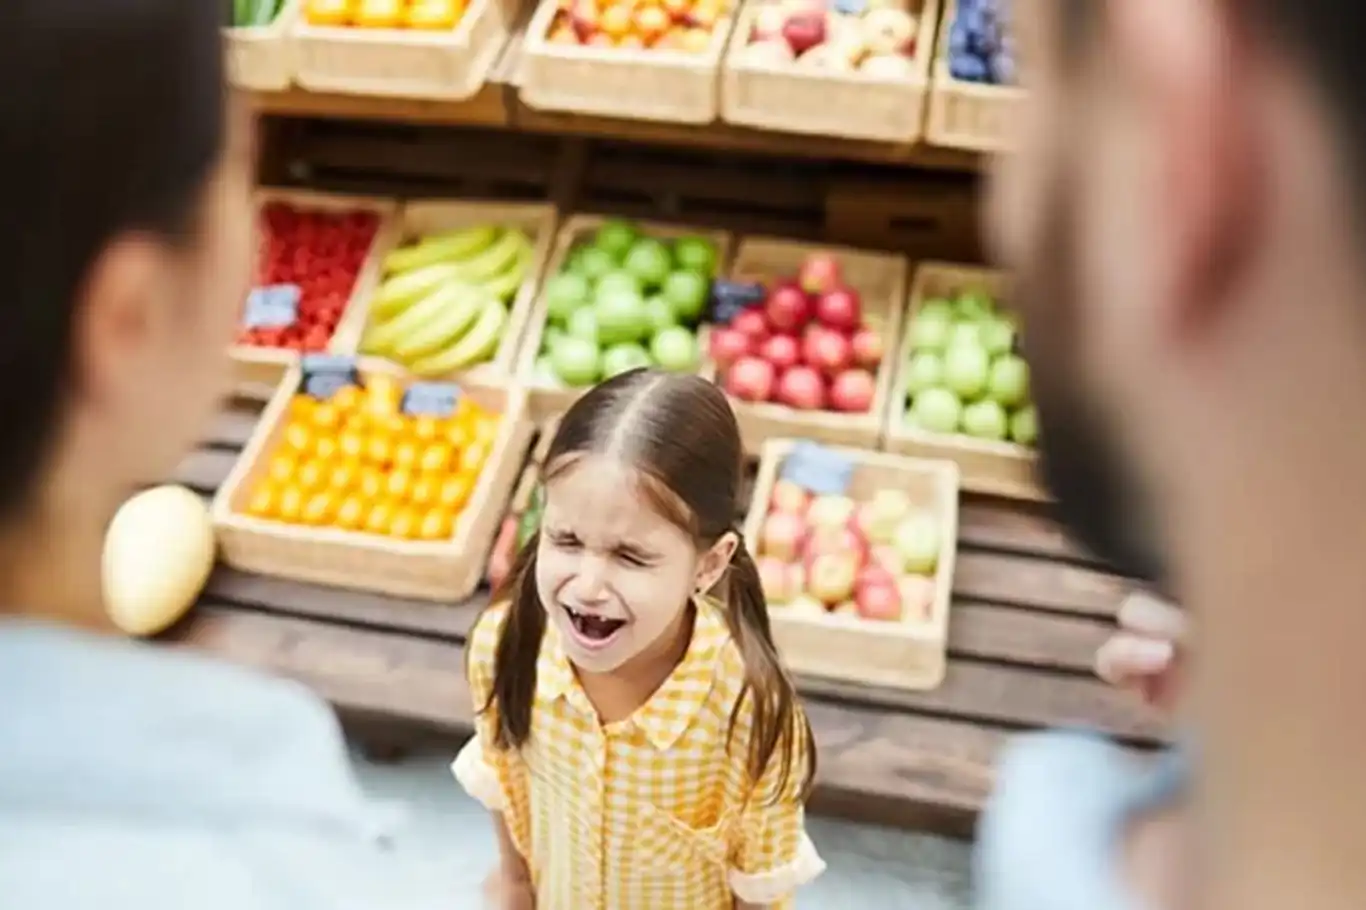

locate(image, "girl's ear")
[[693, 531, 739, 595]]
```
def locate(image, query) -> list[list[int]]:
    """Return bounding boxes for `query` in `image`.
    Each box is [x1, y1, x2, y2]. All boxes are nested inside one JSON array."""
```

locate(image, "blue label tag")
[[300, 353, 358, 376], [303, 372, 354, 402], [401, 382, 462, 417], [831, 0, 866, 15], [778, 441, 856, 496], [243, 284, 300, 329], [300, 353, 359, 400]]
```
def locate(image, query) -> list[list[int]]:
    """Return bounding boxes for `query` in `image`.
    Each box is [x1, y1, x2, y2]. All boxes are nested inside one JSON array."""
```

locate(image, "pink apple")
[[856, 563, 896, 592], [851, 325, 884, 368], [758, 333, 801, 371], [732, 308, 771, 343], [781, 12, 825, 55], [829, 368, 876, 413], [759, 510, 807, 561], [815, 286, 863, 333], [708, 327, 753, 369], [798, 253, 843, 295], [898, 574, 937, 622], [801, 325, 853, 376], [774, 365, 826, 410], [871, 544, 905, 575], [807, 494, 857, 528], [806, 551, 858, 605], [803, 524, 869, 570], [854, 489, 913, 545], [856, 581, 903, 622], [757, 555, 796, 603], [763, 280, 813, 333], [769, 479, 811, 516], [723, 356, 777, 403]]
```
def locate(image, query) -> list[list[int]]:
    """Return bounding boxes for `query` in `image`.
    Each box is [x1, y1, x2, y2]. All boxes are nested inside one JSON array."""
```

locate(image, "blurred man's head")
[[990, 0, 1366, 588]]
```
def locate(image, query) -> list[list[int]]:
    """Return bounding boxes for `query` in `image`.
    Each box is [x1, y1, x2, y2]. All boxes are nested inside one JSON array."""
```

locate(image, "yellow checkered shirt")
[[453, 599, 825, 909]]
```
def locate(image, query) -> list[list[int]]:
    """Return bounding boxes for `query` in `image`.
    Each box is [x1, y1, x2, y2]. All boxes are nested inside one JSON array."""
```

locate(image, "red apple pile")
[[754, 478, 944, 623], [710, 253, 883, 413]]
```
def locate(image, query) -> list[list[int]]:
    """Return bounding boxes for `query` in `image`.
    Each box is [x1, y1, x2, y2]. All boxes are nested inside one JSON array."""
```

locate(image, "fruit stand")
[[164, 0, 1156, 838]]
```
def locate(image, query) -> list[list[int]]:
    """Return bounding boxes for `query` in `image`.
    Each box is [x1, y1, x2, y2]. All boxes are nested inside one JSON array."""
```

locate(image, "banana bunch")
[[361, 225, 533, 377]]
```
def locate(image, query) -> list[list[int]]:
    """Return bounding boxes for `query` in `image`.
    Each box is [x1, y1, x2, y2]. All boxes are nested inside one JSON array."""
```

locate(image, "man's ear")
[[693, 531, 739, 594]]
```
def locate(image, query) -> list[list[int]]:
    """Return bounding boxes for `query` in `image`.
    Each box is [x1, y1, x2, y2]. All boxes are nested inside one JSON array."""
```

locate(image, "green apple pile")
[[901, 288, 1037, 446], [532, 219, 718, 388]]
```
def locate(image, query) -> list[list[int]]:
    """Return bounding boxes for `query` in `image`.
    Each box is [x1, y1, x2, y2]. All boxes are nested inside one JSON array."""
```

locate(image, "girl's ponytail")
[[722, 531, 817, 803], [480, 530, 546, 751]]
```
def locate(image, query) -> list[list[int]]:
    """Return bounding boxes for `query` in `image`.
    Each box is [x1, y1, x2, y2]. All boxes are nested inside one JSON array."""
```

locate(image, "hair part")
[[474, 368, 815, 802]]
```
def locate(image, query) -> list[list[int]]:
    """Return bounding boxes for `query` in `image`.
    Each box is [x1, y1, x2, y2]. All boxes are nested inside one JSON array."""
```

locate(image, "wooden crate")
[[355, 199, 560, 385], [884, 261, 1044, 500], [720, 0, 939, 143], [212, 359, 534, 602], [517, 0, 736, 124], [924, 0, 1025, 152], [226, 0, 300, 91], [290, 0, 509, 100], [233, 189, 400, 400], [720, 236, 908, 452], [742, 438, 959, 690], [514, 214, 734, 421]]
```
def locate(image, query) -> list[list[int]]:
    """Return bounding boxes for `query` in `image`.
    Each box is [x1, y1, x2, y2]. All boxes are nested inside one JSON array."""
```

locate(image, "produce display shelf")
[[165, 399, 1164, 838]]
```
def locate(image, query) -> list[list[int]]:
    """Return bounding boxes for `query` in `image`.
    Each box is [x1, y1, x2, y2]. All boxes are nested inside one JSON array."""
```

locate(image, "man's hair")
[[0, 2, 226, 518]]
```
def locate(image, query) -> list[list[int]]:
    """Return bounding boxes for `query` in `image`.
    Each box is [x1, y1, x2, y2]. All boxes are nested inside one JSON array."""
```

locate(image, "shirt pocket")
[[633, 802, 736, 875]]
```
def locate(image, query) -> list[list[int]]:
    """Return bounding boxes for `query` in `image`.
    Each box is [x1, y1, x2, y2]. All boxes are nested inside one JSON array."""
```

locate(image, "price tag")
[[778, 441, 855, 496], [242, 284, 300, 329], [831, 0, 867, 15], [300, 353, 360, 400], [303, 371, 354, 402], [401, 381, 462, 418]]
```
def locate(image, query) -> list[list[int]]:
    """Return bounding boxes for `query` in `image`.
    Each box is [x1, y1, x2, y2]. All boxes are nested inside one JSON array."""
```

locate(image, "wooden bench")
[[166, 400, 1160, 839]]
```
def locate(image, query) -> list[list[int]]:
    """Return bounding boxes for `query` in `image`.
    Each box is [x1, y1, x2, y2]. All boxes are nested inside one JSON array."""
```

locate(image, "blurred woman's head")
[[0, 2, 252, 620]]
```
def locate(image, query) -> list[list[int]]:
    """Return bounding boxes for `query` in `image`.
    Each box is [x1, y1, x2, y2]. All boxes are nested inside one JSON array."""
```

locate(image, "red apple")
[[815, 285, 863, 332], [759, 510, 807, 562], [856, 563, 896, 592], [758, 333, 801, 371], [803, 524, 869, 569], [850, 326, 884, 369], [732, 308, 771, 343], [782, 12, 826, 55], [769, 479, 811, 516], [798, 252, 843, 295], [856, 581, 903, 622], [829, 368, 876, 413], [898, 575, 937, 622], [801, 325, 853, 377], [763, 280, 813, 333], [757, 555, 797, 603], [724, 356, 777, 402], [774, 365, 826, 410], [805, 551, 858, 605], [708, 327, 753, 369]]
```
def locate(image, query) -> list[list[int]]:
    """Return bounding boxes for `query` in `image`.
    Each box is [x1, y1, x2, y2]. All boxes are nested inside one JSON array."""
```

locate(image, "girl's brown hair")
[[476, 368, 815, 801]]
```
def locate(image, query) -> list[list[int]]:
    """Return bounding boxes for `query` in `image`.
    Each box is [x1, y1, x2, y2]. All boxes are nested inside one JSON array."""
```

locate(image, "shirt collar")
[[539, 599, 728, 751]]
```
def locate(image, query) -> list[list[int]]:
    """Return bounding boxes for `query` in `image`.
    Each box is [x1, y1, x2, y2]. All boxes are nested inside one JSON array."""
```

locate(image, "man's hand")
[[482, 869, 535, 910], [1095, 591, 1188, 712]]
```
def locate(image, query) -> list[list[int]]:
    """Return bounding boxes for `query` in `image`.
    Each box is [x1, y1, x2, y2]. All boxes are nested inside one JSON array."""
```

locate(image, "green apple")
[[601, 342, 653, 378], [943, 342, 990, 399], [596, 270, 642, 300], [644, 295, 677, 334], [623, 238, 673, 289], [979, 315, 1017, 357], [987, 354, 1030, 407], [903, 351, 943, 396], [962, 399, 1009, 440], [1010, 405, 1039, 446], [650, 326, 700, 373], [893, 511, 941, 575], [594, 287, 649, 346], [551, 336, 601, 387], [910, 309, 953, 352], [573, 247, 616, 283], [919, 298, 954, 322], [910, 387, 962, 434], [566, 306, 599, 348], [592, 219, 638, 261], [661, 270, 709, 324], [672, 236, 718, 276], [544, 272, 591, 324], [540, 324, 565, 354], [955, 289, 994, 320], [533, 353, 562, 387], [948, 321, 982, 350]]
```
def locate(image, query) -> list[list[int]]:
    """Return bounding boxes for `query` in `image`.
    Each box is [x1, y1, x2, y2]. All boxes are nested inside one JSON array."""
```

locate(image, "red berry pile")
[[236, 203, 380, 353]]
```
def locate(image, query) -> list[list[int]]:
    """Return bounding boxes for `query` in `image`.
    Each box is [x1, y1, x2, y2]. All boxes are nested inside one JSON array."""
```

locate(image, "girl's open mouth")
[[563, 605, 627, 648]]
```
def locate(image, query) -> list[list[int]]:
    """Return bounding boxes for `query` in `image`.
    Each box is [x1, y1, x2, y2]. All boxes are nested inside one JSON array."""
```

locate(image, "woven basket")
[[226, 0, 300, 91], [720, 236, 908, 453], [232, 189, 400, 400], [517, 0, 736, 124], [291, 0, 510, 100], [924, 0, 1025, 152], [742, 438, 959, 691], [212, 359, 534, 602], [513, 213, 734, 421], [883, 260, 1045, 500], [720, 0, 940, 143]]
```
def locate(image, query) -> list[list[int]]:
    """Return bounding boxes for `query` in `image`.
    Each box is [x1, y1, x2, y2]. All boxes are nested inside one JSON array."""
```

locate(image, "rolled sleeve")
[[453, 603, 513, 813], [450, 735, 504, 811]]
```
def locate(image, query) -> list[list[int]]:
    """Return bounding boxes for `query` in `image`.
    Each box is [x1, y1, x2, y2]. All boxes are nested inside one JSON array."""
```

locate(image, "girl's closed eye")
[[546, 529, 581, 550], [613, 545, 658, 568]]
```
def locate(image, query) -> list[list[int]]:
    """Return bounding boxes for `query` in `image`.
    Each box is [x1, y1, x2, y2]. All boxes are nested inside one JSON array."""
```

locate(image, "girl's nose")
[[568, 554, 611, 604]]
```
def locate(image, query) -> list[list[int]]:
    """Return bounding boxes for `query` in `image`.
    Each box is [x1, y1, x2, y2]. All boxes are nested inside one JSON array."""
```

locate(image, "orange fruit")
[[418, 509, 455, 541], [357, 467, 385, 501], [330, 385, 363, 415], [245, 484, 279, 519], [314, 435, 339, 463], [288, 395, 316, 422], [385, 468, 414, 502], [438, 475, 473, 512], [278, 486, 305, 524], [338, 429, 365, 462], [336, 495, 367, 531], [364, 501, 396, 536], [660, 0, 688, 18], [283, 423, 313, 454], [443, 421, 471, 450], [296, 460, 327, 492], [266, 452, 297, 485], [459, 441, 490, 474], [311, 402, 341, 431], [389, 507, 422, 540], [302, 491, 337, 526], [329, 462, 359, 491], [418, 442, 453, 474], [365, 434, 393, 466], [392, 440, 419, 471], [365, 375, 403, 416], [412, 415, 441, 443], [632, 4, 669, 39], [410, 475, 440, 509]]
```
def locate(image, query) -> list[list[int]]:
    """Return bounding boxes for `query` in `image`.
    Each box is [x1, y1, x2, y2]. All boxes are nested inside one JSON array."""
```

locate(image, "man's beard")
[[1014, 177, 1170, 590]]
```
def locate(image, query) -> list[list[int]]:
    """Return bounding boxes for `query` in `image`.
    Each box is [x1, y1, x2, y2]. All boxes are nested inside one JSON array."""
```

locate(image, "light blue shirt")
[[0, 620, 446, 909]]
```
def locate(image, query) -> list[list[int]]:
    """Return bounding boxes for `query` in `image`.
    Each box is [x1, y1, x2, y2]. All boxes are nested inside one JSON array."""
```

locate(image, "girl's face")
[[536, 454, 730, 674]]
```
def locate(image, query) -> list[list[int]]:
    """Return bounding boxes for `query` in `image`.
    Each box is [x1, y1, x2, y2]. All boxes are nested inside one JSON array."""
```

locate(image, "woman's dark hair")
[[0, 1, 227, 517], [477, 369, 816, 801]]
